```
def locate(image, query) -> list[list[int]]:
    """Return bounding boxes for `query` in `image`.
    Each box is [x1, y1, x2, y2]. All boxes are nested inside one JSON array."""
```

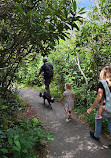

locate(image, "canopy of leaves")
[[16, 0, 111, 104], [0, 0, 83, 90]]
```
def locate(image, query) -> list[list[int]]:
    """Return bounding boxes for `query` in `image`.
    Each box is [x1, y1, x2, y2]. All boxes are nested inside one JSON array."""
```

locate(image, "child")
[[60, 83, 75, 122], [95, 100, 106, 119]]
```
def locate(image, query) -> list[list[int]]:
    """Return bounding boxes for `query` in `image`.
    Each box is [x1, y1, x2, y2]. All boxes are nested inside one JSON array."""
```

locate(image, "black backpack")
[[44, 63, 53, 78]]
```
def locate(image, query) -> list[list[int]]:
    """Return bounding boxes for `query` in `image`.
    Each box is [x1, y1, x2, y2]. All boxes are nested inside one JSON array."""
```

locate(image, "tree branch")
[[74, 52, 88, 85]]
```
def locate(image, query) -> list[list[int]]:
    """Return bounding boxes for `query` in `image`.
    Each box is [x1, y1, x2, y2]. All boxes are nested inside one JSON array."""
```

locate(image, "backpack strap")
[[100, 80, 111, 113]]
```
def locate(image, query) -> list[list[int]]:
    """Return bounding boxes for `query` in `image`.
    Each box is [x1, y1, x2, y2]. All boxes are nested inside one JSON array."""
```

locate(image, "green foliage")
[[74, 105, 96, 129], [0, 1, 111, 153], [0, 88, 53, 158], [0, 0, 82, 91], [0, 87, 24, 130], [0, 119, 53, 158], [16, 54, 43, 87], [72, 0, 77, 12], [91, 0, 111, 24]]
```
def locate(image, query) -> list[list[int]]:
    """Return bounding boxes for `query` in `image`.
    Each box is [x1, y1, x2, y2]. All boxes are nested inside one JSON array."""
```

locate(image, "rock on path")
[[19, 88, 111, 158]]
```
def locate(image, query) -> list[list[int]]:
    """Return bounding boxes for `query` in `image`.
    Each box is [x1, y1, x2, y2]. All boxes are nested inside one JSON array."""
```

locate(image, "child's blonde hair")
[[65, 83, 72, 91], [100, 64, 111, 84]]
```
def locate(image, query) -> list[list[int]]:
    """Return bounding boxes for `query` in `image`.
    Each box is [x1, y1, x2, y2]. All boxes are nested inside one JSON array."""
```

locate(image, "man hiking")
[[36, 57, 54, 94]]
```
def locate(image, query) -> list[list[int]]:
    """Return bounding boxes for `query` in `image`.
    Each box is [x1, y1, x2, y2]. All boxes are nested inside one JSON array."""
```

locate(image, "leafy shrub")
[[0, 119, 53, 158], [0, 87, 53, 158]]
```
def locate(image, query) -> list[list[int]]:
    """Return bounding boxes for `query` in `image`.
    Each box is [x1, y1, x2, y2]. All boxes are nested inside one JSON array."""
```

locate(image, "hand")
[[87, 108, 92, 114], [36, 73, 39, 77], [60, 100, 64, 106]]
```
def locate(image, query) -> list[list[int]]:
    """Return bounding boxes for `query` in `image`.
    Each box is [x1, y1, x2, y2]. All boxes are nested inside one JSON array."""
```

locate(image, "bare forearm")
[[87, 97, 100, 114], [36, 71, 42, 77], [90, 97, 101, 110], [73, 94, 75, 101], [87, 88, 103, 114], [60, 95, 64, 102]]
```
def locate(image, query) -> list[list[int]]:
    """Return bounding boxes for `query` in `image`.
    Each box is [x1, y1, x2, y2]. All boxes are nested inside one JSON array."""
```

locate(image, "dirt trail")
[[19, 88, 111, 158]]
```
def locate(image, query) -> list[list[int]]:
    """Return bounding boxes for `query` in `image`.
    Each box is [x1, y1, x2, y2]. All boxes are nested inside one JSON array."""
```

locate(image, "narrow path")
[[19, 88, 111, 158]]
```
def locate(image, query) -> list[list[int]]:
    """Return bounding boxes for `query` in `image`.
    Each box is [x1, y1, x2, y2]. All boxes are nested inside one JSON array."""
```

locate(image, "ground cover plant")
[[0, 87, 53, 158]]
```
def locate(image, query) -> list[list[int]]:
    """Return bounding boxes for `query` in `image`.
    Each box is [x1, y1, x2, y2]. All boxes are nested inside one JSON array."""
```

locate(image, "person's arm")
[[60, 95, 65, 102], [87, 88, 103, 114], [72, 94, 76, 102], [59, 95, 65, 105], [36, 70, 42, 77]]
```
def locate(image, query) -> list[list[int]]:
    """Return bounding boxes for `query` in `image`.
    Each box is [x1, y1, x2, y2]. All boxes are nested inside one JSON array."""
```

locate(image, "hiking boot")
[[90, 131, 99, 141]]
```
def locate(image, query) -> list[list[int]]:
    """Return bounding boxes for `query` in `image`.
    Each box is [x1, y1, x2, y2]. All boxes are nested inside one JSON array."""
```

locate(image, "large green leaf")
[[14, 135, 21, 150], [6, 42, 14, 49], [72, 0, 76, 12], [0, 148, 8, 153], [78, 7, 86, 13], [64, 7, 68, 18], [12, 146, 20, 152], [8, 137, 13, 146], [72, 23, 79, 30]]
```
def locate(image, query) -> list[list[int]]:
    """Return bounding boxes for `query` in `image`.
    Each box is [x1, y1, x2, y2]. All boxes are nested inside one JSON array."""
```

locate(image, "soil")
[[18, 104, 38, 120]]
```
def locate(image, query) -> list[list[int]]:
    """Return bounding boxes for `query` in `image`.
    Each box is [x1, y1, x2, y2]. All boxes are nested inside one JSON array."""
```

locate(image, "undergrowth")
[[0, 87, 53, 158]]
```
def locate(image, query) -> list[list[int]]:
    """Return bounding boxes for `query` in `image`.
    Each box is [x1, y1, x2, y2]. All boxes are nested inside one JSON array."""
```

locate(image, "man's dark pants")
[[44, 77, 52, 94]]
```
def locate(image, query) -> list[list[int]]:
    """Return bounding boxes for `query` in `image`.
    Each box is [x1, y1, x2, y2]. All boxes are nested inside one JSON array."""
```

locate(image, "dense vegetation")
[[0, 0, 111, 157], [16, 0, 111, 132], [0, 0, 84, 157]]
